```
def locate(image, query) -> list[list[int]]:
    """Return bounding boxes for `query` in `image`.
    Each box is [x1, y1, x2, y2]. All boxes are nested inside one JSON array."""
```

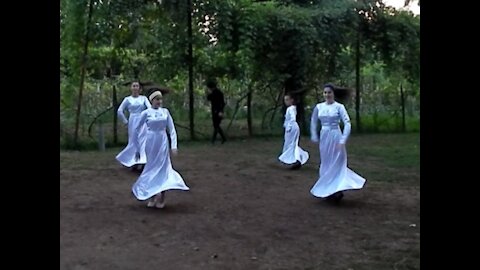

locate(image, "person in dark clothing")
[[206, 80, 227, 144]]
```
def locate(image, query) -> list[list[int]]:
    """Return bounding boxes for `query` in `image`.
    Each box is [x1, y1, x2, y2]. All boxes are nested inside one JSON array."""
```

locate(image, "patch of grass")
[[349, 133, 419, 169], [353, 114, 420, 133], [346, 133, 419, 184]]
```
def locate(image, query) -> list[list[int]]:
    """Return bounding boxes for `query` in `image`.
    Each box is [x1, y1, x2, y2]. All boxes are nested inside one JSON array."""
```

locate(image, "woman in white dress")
[[116, 81, 151, 171], [310, 84, 366, 202], [278, 93, 309, 169], [133, 90, 189, 209]]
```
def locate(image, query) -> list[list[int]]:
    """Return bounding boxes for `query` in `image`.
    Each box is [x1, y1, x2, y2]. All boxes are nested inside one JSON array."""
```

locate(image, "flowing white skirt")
[[310, 127, 366, 198], [116, 113, 147, 167], [278, 122, 309, 165], [132, 130, 189, 200]]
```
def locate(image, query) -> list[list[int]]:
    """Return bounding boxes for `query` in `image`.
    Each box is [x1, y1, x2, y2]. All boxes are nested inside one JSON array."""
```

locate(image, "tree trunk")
[[400, 82, 406, 132], [112, 83, 118, 144], [355, 28, 362, 133], [73, 0, 95, 146], [187, 0, 195, 140], [298, 94, 306, 132], [247, 89, 253, 136]]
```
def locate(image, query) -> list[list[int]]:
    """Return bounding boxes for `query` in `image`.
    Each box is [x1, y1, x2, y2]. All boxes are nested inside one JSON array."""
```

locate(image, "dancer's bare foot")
[[155, 192, 166, 209], [146, 196, 157, 208]]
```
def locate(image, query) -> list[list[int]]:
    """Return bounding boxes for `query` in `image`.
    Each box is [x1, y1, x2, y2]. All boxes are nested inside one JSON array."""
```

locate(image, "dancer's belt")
[[321, 125, 339, 130]]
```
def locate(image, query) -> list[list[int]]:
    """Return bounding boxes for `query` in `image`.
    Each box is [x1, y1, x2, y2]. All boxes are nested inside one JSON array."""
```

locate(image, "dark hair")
[[121, 80, 143, 88], [144, 89, 156, 100], [206, 78, 217, 89], [131, 81, 142, 88], [323, 83, 335, 91], [323, 83, 351, 102], [284, 93, 296, 105]]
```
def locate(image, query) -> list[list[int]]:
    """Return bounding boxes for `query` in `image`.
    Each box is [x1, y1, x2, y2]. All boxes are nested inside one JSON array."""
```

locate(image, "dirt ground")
[[60, 134, 420, 270]]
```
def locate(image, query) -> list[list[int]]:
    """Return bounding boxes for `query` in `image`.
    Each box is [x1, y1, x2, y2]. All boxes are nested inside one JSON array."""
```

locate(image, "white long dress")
[[115, 95, 151, 167], [132, 107, 189, 201], [310, 101, 366, 198], [278, 105, 309, 165]]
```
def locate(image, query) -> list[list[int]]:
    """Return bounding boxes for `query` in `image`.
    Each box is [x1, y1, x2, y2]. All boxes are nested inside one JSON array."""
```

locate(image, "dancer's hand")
[[135, 152, 140, 161], [218, 112, 224, 118], [171, 149, 178, 155], [336, 143, 345, 150]]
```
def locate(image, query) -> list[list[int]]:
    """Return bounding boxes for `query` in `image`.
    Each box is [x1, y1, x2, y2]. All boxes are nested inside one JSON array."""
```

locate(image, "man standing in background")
[[206, 79, 227, 144]]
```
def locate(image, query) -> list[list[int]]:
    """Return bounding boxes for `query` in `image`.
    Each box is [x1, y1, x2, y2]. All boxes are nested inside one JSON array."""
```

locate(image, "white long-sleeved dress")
[[132, 107, 189, 201], [115, 95, 151, 167], [310, 101, 366, 198], [278, 105, 309, 165]]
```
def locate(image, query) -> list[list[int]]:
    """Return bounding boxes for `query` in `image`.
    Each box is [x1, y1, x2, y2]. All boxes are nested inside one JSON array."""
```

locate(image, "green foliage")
[[60, 0, 420, 148]]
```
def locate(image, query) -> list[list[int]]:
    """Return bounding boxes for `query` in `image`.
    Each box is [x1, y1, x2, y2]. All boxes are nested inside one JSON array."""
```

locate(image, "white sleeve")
[[117, 97, 129, 124], [310, 104, 319, 142], [166, 109, 178, 150], [338, 104, 351, 144], [144, 96, 152, 109]]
